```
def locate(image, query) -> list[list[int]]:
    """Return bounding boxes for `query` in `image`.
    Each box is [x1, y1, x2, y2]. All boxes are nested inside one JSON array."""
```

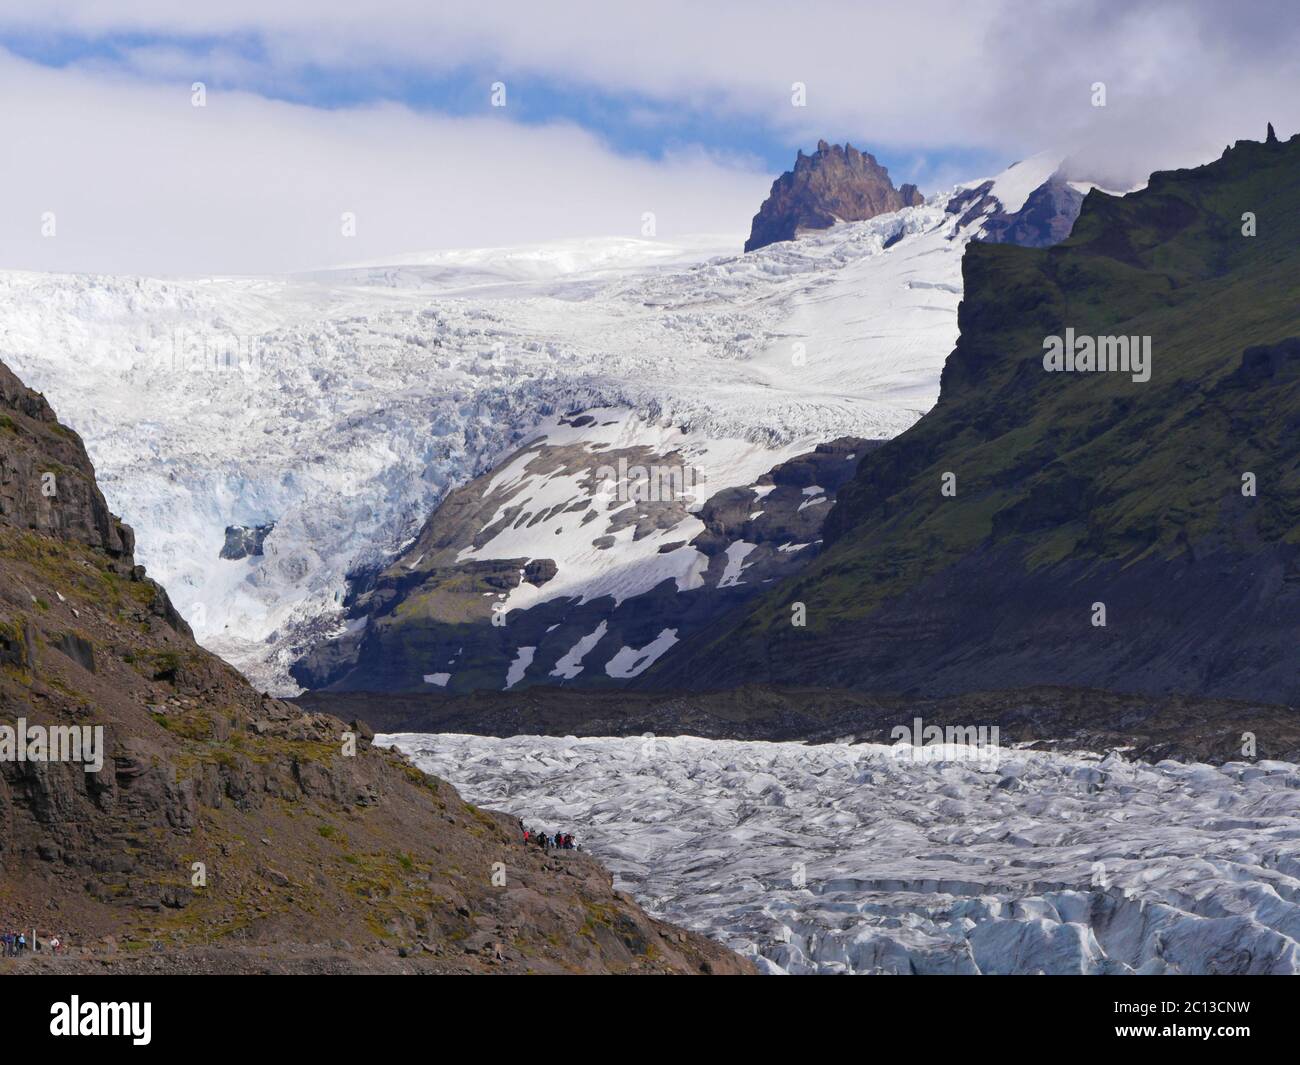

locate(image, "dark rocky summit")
[[744, 140, 925, 253], [0, 359, 752, 974]]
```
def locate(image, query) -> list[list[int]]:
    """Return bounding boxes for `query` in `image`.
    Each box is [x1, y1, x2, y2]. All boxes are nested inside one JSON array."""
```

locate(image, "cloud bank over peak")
[[0, 1, 1297, 273]]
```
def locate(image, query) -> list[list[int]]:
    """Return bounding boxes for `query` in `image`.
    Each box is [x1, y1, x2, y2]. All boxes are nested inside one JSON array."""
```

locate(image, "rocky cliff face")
[[653, 129, 1300, 706], [0, 361, 751, 974], [1, 361, 137, 565], [0, 361, 190, 638], [744, 140, 924, 252]]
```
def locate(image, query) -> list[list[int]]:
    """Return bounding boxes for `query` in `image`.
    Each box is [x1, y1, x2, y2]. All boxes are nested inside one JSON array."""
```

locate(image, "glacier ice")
[[0, 176, 1012, 691], [383, 732, 1300, 975]]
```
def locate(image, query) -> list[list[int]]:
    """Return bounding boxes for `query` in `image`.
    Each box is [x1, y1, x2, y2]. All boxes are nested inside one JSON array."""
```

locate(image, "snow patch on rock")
[[504, 646, 536, 690], [550, 621, 608, 680], [605, 629, 680, 678]]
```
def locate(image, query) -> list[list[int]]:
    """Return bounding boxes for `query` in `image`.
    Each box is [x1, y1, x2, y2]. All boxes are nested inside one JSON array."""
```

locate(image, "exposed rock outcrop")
[[744, 141, 924, 253], [0, 361, 136, 564], [946, 172, 1086, 248], [220, 523, 276, 561], [291, 419, 878, 694]]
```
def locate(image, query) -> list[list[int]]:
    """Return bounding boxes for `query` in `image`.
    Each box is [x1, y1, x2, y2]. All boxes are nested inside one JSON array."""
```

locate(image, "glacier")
[[383, 732, 1300, 975], [0, 171, 1026, 691]]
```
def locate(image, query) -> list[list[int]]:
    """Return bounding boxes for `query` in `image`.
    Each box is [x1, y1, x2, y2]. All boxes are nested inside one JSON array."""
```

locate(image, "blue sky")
[[0, 26, 1006, 190], [0, 2, 1293, 274]]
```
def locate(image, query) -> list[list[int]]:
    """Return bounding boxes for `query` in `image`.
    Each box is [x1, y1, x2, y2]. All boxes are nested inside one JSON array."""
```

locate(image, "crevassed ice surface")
[[382, 733, 1300, 975], [0, 190, 972, 691]]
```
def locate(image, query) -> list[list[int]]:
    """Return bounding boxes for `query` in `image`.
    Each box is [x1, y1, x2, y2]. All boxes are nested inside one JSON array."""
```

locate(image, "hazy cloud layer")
[[0, 1, 1297, 273], [0, 53, 769, 275]]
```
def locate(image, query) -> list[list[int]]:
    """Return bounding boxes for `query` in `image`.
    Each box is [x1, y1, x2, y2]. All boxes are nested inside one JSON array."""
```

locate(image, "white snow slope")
[[0, 170, 1023, 691], [457, 410, 818, 617], [384, 733, 1300, 976]]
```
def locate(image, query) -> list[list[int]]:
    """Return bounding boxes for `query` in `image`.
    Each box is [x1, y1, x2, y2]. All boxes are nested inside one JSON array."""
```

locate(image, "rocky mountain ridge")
[[946, 170, 1086, 248], [651, 128, 1300, 706]]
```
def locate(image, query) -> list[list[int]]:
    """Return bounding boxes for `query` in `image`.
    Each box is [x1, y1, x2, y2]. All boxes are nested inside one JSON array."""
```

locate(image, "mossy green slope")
[[649, 130, 1300, 702]]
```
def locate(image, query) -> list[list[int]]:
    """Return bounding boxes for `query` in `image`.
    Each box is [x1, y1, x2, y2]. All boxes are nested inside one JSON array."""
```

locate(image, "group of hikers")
[[523, 826, 579, 851], [1, 930, 61, 957]]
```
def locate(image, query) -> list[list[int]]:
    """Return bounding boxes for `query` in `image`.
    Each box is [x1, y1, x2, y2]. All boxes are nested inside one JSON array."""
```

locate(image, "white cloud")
[[6, 1, 1299, 169], [0, 51, 769, 275], [1, 1, 1298, 272]]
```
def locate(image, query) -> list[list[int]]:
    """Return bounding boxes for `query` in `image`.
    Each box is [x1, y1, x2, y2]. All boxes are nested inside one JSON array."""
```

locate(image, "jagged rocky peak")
[[744, 139, 924, 252]]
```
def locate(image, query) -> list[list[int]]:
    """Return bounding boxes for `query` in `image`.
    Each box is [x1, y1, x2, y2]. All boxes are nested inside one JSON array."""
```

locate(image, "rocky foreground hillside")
[[655, 128, 1300, 706], [744, 140, 924, 252], [0, 359, 751, 974]]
